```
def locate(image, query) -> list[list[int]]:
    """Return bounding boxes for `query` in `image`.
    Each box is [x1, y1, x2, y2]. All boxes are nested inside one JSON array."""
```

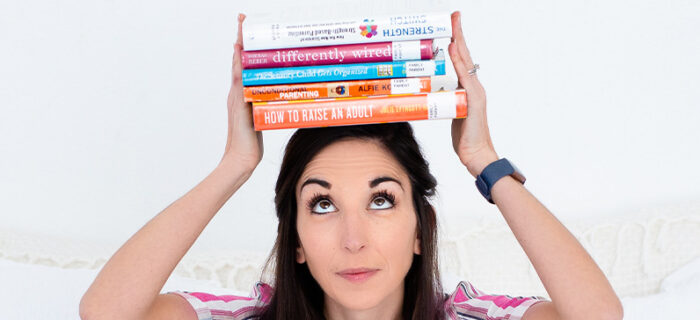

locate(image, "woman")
[[80, 11, 623, 320]]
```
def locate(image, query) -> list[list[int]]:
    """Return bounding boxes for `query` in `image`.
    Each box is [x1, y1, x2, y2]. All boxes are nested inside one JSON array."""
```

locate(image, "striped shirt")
[[169, 281, 546, 320]]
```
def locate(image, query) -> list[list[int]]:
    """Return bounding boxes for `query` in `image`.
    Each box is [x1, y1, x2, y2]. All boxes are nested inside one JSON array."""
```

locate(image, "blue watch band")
[[475, 158, 526, 204]]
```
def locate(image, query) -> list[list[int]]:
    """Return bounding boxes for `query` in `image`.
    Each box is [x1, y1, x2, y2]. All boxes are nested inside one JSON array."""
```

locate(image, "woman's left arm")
[[448, 11, 623, 320]]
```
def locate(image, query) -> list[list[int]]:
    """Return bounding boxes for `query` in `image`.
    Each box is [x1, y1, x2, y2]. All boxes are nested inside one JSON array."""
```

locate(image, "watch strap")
[[475, 158, 525, 204]]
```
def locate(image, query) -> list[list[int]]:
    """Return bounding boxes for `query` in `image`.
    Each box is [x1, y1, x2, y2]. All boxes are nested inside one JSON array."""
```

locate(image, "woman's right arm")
[[79, 13, 260, 320]]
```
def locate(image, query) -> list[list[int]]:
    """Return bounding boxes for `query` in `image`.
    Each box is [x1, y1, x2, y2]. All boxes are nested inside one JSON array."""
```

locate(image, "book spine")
[[252, 90, 467, 131], [242, 58, 446, 86], [242, 40, 434, 69], [244, 76, 446, 102], [243, 12, 452, 50]]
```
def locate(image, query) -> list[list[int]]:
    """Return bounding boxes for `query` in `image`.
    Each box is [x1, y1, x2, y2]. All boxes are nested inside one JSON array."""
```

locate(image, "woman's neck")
[[323, 282, 404, 320]]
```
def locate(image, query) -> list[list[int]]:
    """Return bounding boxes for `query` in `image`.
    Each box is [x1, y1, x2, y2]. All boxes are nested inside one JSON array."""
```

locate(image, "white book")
[[242, 12, 452, 51]]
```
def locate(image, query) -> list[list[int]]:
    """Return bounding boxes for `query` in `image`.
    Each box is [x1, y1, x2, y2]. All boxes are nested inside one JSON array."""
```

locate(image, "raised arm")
[[79, 14, 262, 320], [447, 11, 623, 320]]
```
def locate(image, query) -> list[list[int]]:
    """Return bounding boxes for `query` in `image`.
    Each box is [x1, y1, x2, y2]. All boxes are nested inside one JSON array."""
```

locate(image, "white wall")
[[1, 0, 699, 255]]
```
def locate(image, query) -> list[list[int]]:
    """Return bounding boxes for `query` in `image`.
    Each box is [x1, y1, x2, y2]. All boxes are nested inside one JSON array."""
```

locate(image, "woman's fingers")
[[236, 13, 245, 47], [450, 12, 475, 69], [449, 11, 486, 104], [449, 12, 476, 82], [448, 42, 472, 84], [232, 14, 245, 88]]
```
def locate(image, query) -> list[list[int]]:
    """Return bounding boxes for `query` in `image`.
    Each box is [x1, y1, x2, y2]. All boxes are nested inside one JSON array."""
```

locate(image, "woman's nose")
[[340, 210, 369, 253]]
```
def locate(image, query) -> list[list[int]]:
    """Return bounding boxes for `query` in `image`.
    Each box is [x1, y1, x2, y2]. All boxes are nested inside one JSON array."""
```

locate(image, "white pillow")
[[0, 258, 232, 319], [621, 257, 700, 319]]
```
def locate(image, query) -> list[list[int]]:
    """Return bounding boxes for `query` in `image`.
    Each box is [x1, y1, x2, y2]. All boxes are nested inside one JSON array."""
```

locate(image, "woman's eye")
[[312, 199, 337, 214], [369, 196, 394, 210]]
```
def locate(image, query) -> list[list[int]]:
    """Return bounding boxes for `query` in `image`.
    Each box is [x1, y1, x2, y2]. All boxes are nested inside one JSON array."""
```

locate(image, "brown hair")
[[258, 122, 444, 320]]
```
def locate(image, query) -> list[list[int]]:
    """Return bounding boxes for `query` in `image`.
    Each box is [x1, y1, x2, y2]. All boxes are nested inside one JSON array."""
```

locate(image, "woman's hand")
[[222, 13, 263, 173], [448, 11, 498, 178]]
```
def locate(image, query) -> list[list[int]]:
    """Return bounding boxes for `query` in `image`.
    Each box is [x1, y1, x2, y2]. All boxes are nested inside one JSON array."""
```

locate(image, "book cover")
[[252, 89, 467, 131], [244, 75, 456, 102], [242, 12, 452, 50], [242, 40, 435, 69], [242, 51, 446, 86]]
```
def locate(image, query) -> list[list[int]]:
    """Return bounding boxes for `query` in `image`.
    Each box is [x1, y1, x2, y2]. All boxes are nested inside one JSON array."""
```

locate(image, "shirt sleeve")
[[167, 282, 272, 320], [445, 281, 547, 320]]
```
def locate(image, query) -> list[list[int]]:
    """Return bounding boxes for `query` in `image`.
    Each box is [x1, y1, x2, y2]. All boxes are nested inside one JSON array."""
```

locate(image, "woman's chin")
[[332, 292, 382, 311], [325, 277, 394, 310]]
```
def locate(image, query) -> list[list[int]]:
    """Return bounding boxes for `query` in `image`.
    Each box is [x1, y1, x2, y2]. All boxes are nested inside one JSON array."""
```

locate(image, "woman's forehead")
[[297, 139, 408, 189]]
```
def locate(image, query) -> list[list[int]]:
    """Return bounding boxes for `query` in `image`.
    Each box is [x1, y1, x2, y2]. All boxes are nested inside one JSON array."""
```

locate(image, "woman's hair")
[[258, 122, 444, 320]]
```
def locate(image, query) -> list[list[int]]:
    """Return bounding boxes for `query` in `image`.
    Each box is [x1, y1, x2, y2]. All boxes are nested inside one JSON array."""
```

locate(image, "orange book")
[[244, 76, 454, 102], [252, 90, 467, 131]]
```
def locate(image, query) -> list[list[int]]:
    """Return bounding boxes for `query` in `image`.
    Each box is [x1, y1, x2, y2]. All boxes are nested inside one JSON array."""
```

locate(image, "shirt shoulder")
[[443, 280, 547, 320], [168, 281, 272, 320]]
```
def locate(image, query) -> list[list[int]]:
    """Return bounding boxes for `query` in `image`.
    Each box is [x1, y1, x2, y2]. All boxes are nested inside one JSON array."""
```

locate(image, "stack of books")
[[241, 13, 467, 130]]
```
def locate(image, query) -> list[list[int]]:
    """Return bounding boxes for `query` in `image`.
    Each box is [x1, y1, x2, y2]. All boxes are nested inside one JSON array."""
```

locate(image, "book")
[[242, 51, 446, 86], [242, 12, 452, 50], [242, 40, 436, 69], [243, 75, 456, 102], [252, 89, 467, 131]]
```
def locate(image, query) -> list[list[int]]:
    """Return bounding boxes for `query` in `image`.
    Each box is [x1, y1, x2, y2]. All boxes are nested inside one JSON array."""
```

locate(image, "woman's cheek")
[[384, 209, 418, 270], [302, 221, 341, 295], [300, 218, 335, 266], [378, 219, 415, 264]]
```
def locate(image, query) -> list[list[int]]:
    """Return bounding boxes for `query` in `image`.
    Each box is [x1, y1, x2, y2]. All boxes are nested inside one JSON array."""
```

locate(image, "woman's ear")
[[413, 203, 433, 255], [413, 224, 421, 255], [296, 246, 306, 264], [413, 236, 421, 255]]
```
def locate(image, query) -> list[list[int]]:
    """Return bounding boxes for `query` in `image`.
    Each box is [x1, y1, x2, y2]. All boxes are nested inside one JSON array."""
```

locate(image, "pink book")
[[242, 40, 435, 69]]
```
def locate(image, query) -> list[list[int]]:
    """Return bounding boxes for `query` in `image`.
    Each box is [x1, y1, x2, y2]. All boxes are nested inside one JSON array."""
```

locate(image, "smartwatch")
[[475, 158, 526, 204]]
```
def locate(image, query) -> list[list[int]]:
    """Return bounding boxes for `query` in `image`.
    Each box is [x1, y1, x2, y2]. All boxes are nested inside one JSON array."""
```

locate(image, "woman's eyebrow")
[[370, 176, 403, 191], [300, 178, 331, 192]]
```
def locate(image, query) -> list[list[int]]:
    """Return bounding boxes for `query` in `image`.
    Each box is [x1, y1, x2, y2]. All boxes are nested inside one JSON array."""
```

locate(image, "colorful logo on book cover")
[[359, 19, 378, 38], [334, 85, 346, 95]]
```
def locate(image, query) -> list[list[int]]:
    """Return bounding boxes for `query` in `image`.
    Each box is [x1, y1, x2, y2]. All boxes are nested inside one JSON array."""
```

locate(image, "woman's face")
[[295, 138, 421, 311]]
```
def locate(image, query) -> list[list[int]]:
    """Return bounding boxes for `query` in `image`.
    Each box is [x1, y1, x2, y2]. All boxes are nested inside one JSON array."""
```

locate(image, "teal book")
[[242, 52, 446, 86]]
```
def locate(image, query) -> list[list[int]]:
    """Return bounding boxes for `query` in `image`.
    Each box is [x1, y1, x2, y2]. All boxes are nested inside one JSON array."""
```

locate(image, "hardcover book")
[[252, 89, 467, 130], [243, 75, 456, 102], [242, 12, 452, 50], [242, 50, 446, 86], [242, 40, 436, 69]]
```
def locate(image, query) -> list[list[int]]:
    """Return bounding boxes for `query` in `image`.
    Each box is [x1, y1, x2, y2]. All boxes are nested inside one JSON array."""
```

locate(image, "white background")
[[1, 0, 699, 256]]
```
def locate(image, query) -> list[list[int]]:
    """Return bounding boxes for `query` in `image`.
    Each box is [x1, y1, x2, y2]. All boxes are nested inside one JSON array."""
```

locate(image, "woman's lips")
[[336, 268, 380, 282]]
